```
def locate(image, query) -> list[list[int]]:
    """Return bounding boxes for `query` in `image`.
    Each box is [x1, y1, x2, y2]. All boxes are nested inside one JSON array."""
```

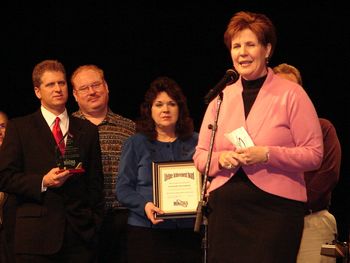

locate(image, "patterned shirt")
[[73, 109, 135, 210]]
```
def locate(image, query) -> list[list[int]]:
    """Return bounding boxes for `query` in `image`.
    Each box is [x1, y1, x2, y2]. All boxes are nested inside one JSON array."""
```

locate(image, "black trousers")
[[15, 222, 97, 263], [0, 194, 16, 263], [126, 225, 202, 263]]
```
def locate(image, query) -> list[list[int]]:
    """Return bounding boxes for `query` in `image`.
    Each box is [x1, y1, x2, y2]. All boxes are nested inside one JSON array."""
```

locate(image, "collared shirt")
[[41, 106, 69, 141], [73, 109, 135, 210], [40, 106, 69, 192]]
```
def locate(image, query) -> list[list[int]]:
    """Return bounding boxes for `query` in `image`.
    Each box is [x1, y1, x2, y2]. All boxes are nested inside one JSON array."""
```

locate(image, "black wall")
[[2, 1, 349, 240]]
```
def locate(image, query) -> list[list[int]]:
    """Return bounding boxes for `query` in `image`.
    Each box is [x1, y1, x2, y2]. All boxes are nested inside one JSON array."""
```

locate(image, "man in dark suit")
[[0, 59, 104, 262]]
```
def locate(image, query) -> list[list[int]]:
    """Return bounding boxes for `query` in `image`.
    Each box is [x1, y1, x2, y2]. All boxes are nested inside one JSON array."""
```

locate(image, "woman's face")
[[151, 91, 179, 133], [230, 28, 271, 80]]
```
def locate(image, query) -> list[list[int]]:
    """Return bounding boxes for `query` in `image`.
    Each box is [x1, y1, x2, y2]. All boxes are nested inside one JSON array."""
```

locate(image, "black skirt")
[[207, 169, 304, 263], [126, 225, 202, 263]]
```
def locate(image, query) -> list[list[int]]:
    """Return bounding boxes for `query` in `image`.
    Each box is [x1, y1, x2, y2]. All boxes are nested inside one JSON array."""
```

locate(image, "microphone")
[[204, 69, 239, 104]]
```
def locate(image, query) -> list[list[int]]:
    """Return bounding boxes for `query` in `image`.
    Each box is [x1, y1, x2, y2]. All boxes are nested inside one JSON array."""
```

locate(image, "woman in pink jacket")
[[193, 11, 323, 263]]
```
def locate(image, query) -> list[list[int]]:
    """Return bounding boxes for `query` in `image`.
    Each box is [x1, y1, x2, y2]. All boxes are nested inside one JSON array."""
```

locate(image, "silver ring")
[[226, 164, 233, 169]]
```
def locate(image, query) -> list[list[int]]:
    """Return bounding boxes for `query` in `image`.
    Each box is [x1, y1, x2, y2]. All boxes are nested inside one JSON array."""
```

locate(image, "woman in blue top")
[[116, 76, 201, 263]]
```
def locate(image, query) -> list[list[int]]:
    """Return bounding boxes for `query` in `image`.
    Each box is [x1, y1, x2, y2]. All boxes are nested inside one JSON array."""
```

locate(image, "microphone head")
[[225, 68, 239, 84], [203, 68, 239, 104]]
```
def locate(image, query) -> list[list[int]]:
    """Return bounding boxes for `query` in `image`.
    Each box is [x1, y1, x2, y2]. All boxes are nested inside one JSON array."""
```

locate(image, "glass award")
[[56, 133, 85, 174]]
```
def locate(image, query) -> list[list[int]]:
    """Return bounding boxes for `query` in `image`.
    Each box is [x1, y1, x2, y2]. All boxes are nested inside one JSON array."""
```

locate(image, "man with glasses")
[[71, 64, 135, 263], [0, 60, 104, 262]]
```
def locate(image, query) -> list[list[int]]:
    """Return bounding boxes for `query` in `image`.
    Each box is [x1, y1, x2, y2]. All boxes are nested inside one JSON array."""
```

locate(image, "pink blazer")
[[193, 68, 323, 202]]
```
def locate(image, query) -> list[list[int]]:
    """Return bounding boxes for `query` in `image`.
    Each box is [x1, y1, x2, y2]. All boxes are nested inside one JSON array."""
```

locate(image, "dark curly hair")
[[136, 76, 194, 140]]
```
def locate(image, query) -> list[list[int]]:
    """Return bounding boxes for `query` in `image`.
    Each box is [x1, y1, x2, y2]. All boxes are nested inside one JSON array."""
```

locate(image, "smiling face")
[[72, 68, 109, 117], [34, 70, 68, 115], [151, 91, 179, 135], [231, 28, 271, 80]]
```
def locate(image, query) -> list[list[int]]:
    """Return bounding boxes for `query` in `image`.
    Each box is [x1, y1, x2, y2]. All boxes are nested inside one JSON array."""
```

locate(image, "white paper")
[[224, 126, 255, 149]]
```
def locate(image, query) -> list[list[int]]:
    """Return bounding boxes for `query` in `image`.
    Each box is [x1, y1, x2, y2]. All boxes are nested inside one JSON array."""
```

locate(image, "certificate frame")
[[152, 160, 202, 219]]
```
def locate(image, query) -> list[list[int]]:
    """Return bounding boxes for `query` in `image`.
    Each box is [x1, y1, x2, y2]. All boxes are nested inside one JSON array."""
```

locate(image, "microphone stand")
[[194, 92, 224, 263]]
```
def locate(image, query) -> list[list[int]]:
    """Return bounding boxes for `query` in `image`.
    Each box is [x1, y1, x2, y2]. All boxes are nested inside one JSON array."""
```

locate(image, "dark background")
[[2, 1, 349, 240]]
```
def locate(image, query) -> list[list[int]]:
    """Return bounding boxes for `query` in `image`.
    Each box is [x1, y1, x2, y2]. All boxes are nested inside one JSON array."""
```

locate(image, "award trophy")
[[56, 133, 85, 174]]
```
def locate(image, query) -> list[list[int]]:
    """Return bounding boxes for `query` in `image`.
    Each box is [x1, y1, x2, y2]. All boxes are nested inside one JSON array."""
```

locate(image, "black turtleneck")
[[241, 75, 267, 119]]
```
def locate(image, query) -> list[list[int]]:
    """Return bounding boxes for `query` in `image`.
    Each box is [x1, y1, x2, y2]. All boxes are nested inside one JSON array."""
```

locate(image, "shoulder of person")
[[121, 133, 150, 154], [7, 110, 41, 127], [127, 132, 147, 142], [179, 132, 199, 144], [108, 111, 135, 125], [270, 77, 309, 100], [70, 115, 97, 130], [71, 110, 81, 118], [318, 118, 334, 128]]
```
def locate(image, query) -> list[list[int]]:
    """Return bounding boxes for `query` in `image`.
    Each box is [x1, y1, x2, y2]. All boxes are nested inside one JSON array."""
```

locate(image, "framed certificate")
[[152, 160, 202, 219]]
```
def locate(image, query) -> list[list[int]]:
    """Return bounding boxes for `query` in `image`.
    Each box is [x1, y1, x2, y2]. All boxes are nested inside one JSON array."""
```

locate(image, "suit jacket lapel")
[[67, 117, 84, 143], [32, 110, 58, 157]]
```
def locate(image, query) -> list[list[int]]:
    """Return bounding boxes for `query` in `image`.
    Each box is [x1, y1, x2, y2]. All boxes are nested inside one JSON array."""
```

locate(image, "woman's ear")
[[265, 43, 272, 59]]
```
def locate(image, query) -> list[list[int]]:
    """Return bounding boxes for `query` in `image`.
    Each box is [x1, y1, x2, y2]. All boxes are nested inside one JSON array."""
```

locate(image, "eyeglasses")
[[75, 81, 103, 94]]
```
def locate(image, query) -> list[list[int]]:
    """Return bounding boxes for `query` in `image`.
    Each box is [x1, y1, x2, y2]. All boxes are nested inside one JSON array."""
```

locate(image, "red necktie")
[[53, 117, 65, 155]]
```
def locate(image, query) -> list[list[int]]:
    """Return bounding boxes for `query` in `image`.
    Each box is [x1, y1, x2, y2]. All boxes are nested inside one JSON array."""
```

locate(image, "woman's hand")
[[145, 202, 164, 224], [236, 146, 269, 165], [219, 151, 246, 169]]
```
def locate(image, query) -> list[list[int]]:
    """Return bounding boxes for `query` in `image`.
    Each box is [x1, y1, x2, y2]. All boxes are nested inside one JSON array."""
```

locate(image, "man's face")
[[0, 113, 8, 146], [34, 71, 68, 115], [72, 69, 109, 116]]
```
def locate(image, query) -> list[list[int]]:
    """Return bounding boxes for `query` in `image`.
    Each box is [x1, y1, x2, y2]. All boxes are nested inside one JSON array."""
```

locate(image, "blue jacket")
[[116, 132, 198, 229]]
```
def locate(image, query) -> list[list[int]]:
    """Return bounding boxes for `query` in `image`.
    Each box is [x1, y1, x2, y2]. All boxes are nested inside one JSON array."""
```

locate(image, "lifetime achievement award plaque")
[[56, 133, 85, 174], [152, 160, 202, 219]]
